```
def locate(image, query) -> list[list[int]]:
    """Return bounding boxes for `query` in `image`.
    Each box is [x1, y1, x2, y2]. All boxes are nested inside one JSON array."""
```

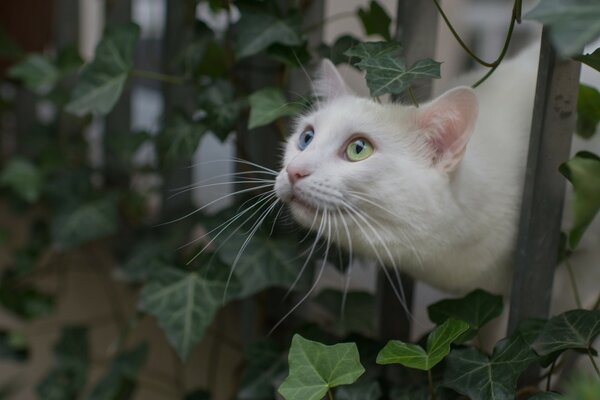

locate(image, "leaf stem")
[[132, 69, 184, 85], [428, 369, 436, 400], [432, 0, 520, 88], [565, 259, 583, 309], [588, 347, 600, 377], [408, 87, 419, 107], [328, 389, 334, 400], [472, 0, 519, 88]]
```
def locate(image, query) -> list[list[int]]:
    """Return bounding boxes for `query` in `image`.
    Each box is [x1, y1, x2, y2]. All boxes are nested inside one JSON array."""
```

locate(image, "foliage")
[[0, 0, 599, 399]]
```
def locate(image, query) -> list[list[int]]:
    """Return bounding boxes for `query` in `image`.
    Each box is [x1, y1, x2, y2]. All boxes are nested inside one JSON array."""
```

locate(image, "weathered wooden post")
[[508, 27, 581, 382]]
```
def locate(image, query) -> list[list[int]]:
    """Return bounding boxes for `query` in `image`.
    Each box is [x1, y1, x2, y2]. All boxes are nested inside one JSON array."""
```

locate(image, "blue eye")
[[298, 128, 314, 150]]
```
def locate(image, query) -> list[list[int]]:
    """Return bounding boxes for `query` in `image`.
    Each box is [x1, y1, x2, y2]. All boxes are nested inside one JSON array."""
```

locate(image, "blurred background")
[[0, 0, 598, 399]]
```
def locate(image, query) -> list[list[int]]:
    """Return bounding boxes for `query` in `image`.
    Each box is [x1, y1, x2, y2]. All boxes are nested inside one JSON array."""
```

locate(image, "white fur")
[[275, 47, 539, 294]]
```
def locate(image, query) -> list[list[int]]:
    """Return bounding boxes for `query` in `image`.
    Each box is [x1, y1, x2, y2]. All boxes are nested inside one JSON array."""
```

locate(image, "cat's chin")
[[288, 197, 318, 226]]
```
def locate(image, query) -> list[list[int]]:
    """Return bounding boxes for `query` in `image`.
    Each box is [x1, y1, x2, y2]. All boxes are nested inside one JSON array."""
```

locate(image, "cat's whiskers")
[[223, 196, 283, 300], [283, 204, 326, 300], [345, 191, 426, 271], [271, 209, 332, 335], [170, 170, 277, 192], [340, 200, 413, 318], [185, 157, 279, 175], [184, 191, 277, 262], [336, 205, 355, 326], [168, 178, 276, 200], [156, 183, 274, 227]]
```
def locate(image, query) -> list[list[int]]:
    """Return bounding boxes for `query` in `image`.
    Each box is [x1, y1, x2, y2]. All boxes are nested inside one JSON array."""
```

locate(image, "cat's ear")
[[313, 59, 354, 101], [415, 87, 478, 172]]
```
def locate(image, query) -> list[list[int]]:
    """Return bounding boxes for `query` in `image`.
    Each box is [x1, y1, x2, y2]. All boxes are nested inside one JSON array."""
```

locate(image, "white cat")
[[274, 47, 540, 295]]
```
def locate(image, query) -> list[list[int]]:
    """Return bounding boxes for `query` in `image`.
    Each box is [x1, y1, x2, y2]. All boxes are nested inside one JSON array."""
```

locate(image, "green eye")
[[346, 138, 374, 161]]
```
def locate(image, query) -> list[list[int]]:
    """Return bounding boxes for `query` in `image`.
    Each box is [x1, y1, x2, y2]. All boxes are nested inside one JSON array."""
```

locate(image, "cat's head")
[[274, 59, 478, 248]]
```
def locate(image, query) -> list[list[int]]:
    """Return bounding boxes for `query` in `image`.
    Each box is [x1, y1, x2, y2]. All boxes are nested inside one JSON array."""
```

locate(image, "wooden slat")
[[508, 29, 580, 335]]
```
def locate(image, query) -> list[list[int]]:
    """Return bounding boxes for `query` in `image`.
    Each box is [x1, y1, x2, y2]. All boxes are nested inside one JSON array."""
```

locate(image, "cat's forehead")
[[296, 96, 412, 137]]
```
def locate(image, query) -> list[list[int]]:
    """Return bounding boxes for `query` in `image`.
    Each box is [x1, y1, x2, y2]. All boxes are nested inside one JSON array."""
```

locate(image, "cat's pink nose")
[[286, 165, 309, 184]]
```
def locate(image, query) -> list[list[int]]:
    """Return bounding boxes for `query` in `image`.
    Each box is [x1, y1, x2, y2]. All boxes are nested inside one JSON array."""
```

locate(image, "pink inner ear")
[[417, 87, 478, 171]]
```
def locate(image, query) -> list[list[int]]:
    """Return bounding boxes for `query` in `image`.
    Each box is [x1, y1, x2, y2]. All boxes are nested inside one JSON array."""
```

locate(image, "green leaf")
[[344, 41, 440, 97], [358, 0, 392, 41], [238, 339, 286, 399], [564, 374, 600, 400], [116, 240, 171, 283], [247, 87, 302, 129], [344, 41, 403, 63], [443, 332, 539, 400], [314, 290, 376, 337], [427, 289, 503, 341], [51, 195, 119, 249], [532, 309, 600, 356], [575, 47, 600, 72], [0, 330, 29, 362], [157, 113, 207, 164], [0, 158, 42, 203], [318, 35, 361, 65], [576, 84, 600, 139], [217, 234, 308, 297], [138, 264, 241, 361], [336, 381, 382, 400], [88, 343, 148, 400], [525, 0, 600, 57], [278, 334, 365, 400], [235, 12, 303, 60], [36, 326, 89, 400], [267, 42, 312, 68], [66, 23, 140, 116], [197, 80, 242, 142], [8, 54, 60, 94], [559, 152, 600, 248], [0, 270, 54, 320], [377, 319, 469, 371]]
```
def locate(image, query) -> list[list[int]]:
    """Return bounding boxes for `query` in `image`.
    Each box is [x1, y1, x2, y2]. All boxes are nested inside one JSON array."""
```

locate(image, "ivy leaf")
[[0, 158, 42, 203], [377, 319, 469, 371], [197, 80, 242, 142], [267, 42, 312, 68], [235, 12, 303, 60], [532, 309, 600, 357], [344, 41, 440, 97], [559, 152, 600, 248], [358, 0, 392, 41], [443, 332, 539, 400], [36, 326, 89, 400], [238, 339, 286, 399], [66, 23, 140, 116], [247, 87, 302, 130], [157, 113, 207, 165], [278, 334, 365, 400], [576, 84, 600, 139], [0, 270, 54, 320], [575, 47, 600, 72], [88, 343, 149, 400], [336, 381, 382, 400], [344, 41, 403, 63], [217, 234, 308, 297], [8, 54, 60, 94], [525, 0, 600, 57], [427, 289, 503, 341], [0, 330, 29, 362], [138, 263, 241, 361], [318, 35, 361, 65], [50, 194, 119, 249]]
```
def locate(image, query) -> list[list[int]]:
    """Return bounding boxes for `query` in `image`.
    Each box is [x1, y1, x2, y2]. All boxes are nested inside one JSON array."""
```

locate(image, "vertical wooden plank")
[[104, 0, 132, 186], [160, 0, 196, 219], [508, 30, 580, 332], [377, 0, 438, 343]]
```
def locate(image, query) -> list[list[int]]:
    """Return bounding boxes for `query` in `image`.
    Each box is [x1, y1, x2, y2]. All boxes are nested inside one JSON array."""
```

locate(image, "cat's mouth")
[[290, 195, 318, 213]]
